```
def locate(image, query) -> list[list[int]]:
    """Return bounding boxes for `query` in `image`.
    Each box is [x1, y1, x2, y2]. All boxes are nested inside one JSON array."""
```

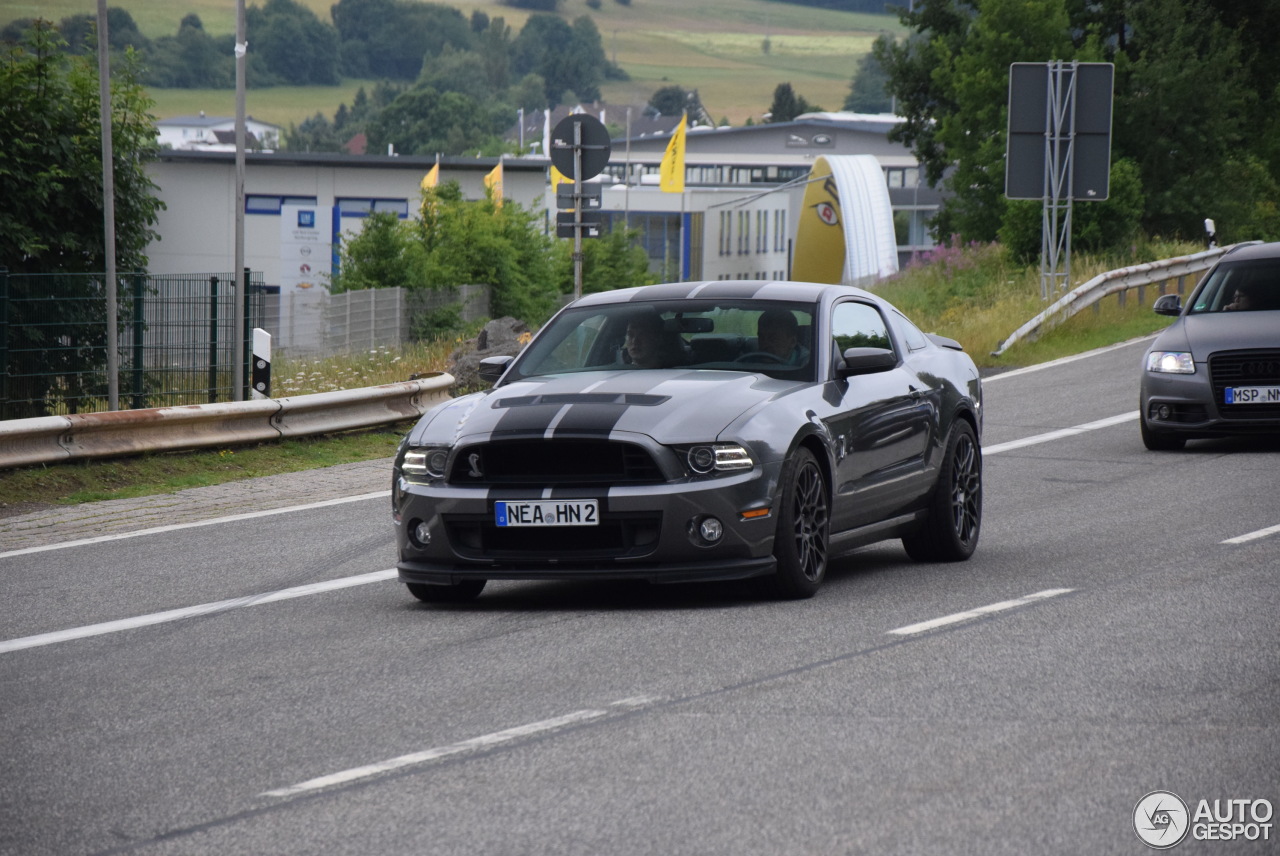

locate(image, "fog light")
[[1157, 404, 1172, 420], [698, 517, 723, 543], [410, 519, 431, 547]]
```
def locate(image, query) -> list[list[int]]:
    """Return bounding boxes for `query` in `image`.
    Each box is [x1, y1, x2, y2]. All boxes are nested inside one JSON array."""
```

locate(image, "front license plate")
[[495, 499, 599, 527], [1225, 386, 1280, 404]]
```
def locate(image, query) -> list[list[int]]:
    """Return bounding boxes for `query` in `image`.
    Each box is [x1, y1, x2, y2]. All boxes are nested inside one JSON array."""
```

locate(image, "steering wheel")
[[735, 351, 788, 364]]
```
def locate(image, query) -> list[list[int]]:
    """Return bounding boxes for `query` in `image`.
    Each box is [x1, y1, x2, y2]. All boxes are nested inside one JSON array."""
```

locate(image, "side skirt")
[[829, 511, 926, 555]]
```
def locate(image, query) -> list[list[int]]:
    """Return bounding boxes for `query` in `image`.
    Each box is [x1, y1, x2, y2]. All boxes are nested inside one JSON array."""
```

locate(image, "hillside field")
[[1, 0, 904, 128]]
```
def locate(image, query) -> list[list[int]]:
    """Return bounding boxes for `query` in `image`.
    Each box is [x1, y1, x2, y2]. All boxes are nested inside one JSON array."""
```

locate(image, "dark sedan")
[[392, 281, 983, 601], [1140, 241, 1280, 450]]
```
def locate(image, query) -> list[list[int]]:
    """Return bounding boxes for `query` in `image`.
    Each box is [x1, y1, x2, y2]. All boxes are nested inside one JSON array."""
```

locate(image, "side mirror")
[[478, 355, 514, 384], [836, 347, 897, 378], [1153, 294, 1183, 317]]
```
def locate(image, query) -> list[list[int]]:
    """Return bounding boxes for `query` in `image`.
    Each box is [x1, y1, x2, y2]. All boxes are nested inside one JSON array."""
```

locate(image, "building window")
[[336, 197, 409, 218], [245, 194, 319, 215]]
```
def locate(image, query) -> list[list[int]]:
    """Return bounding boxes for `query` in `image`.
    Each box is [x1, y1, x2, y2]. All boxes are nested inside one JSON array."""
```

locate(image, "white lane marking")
[[0, 569, 397, 655], [984, 412, 1138, 456], [888, 589, 1074, 636], [1222, 524, 1280, 545], [0, 491, 390, 560], [260, 696, 660, 798], [983, 335, 1156, 382]]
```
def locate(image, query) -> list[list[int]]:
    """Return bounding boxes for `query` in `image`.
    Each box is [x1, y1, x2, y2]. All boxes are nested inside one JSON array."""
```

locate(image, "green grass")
[[147, 79, 379, 129]]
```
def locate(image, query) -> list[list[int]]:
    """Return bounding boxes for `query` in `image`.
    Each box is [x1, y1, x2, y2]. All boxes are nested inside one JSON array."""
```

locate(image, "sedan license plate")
[[495, 499, 599, 527], [1225, 386, 1280, 404]]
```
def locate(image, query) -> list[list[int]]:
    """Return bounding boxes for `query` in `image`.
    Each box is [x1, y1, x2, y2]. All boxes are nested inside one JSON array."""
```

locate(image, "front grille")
[[449, 440, 664, 486], [1210, 349, 1280, 419], [444, 512, 662, 561]]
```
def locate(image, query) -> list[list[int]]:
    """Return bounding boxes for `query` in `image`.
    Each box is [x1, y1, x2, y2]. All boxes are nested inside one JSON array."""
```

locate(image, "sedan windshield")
[[510, 300, 817, 382], [1189, 258, 1280, 313]]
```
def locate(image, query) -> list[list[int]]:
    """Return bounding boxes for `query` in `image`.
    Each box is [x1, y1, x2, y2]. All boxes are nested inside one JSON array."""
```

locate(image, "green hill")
[[2, 0, 904, 127]]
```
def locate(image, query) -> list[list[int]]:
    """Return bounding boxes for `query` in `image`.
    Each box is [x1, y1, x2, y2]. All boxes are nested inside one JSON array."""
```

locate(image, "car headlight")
[[678, 443, 754, 475], [401, 446, 450, 481], [1146, 351, 1195, 374]]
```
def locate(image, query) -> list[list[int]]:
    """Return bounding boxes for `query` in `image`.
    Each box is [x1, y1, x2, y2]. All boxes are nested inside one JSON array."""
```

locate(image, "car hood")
[[408, 370, 800, 446], [1155, 312, 1280, 360]]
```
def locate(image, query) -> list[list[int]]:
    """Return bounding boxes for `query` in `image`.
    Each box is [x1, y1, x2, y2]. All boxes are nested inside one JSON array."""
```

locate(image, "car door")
[[823, 300, 936, 530]]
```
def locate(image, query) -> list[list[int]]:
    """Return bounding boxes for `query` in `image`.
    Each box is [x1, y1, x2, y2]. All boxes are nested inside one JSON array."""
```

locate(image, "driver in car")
[[753, 309, 810, 366]]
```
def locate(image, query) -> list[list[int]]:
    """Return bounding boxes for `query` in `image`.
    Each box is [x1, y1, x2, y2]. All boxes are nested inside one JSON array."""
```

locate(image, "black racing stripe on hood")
[[489, 401, 569, 434], [546, 373, 674, 437]]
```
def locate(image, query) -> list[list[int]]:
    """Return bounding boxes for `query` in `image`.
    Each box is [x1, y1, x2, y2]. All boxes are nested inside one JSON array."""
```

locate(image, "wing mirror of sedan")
[[1153, 294, 1183, 316], [478, 355, 514, 384], [836, 347, 898, 378]]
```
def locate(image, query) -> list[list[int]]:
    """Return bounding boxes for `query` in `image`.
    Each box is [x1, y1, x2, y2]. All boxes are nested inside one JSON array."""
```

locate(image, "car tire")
[[902, 419, 982, 562], [1139, 412, 1187, 451], [766, 447, 829, 599], [406, 580, 486, 603]]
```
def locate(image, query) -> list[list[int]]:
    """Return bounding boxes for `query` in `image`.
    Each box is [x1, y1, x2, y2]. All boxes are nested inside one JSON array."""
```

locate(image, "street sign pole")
[[574, 121, 584, 300]]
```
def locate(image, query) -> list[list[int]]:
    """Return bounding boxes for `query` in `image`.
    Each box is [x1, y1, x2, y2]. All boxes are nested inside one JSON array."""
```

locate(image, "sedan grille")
[[1209, 349, 1280, 420], [448, 440, 664, 486]]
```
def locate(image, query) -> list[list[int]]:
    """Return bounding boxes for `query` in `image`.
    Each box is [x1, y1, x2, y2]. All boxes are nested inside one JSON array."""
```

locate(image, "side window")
[[893, 311, 929, 351], [832, 302, 893, 354]]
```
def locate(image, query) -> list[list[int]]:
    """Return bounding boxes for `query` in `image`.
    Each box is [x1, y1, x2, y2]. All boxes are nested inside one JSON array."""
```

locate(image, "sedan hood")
[[409, 370, 799, 446], [1157, 312, 1280, 360]]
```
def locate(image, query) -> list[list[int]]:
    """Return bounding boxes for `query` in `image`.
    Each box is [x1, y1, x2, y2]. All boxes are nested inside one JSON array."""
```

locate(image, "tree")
[[766, 83, 820, 123], [331, 0, 473, 81], [843, 51, 891, 113], [0, 22, 163, 416], [364, 85, 509, 156], [143, 14, 231, 88], [247, 0, 341, 86]]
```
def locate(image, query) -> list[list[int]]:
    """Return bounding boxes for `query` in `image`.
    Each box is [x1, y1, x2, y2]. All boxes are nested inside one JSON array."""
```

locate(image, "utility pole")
[[233, 0, 247, 400], [96, 0, 118, 410]]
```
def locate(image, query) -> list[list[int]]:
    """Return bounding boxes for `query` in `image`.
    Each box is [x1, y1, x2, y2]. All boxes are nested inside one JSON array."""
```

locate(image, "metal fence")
[[0, 270, 267, 419], [266, 284, 491, 359]]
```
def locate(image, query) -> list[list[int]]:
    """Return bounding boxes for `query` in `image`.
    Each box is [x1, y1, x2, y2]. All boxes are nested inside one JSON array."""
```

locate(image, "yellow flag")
[[421, 162, 439, 190], [659, 113, 687, 193], [484, 160, 504, 208], [550, 164, 569, 194]]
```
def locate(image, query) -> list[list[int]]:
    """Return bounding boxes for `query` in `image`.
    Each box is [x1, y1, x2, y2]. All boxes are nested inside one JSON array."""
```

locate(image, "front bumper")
[[393, 463, 784, 584], [1141, 369, 1280, 437]]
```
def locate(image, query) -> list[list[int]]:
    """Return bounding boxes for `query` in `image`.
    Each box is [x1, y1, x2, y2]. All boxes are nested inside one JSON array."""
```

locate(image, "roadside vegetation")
[[0, 240, 1194, 512]]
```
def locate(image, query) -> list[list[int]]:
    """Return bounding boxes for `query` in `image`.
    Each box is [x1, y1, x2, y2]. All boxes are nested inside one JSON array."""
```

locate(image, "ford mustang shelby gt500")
[[392, 281, 983, 601]]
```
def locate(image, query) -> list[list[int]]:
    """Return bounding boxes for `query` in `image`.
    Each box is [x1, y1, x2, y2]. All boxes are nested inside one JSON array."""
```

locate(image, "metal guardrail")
[[0, 373, 453, 469], [991, 243, 1260, 357]]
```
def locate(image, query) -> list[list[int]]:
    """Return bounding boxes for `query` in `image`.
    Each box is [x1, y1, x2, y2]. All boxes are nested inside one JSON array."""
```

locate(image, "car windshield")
[[1189, 258, 1280, 313], [509, 300, 818, 382]]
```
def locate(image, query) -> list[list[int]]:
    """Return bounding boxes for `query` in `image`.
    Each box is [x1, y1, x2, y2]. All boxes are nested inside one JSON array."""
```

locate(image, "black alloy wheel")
[[902, 420, 982, 562], [767, 447, 829, 599]]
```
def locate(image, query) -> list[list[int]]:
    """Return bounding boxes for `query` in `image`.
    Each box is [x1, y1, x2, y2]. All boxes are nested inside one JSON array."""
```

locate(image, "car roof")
[[569, 280, 877, 308], [1220, 241, 1280, 262]]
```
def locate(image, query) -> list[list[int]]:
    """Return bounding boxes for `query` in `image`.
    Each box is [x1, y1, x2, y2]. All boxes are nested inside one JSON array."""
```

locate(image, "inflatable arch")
[[791, 155, 899, 287]]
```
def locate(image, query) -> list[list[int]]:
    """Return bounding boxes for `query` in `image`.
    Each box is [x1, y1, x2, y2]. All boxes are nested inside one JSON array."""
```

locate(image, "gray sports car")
[[392, 281, 983, 602], [1140, 241, 1280, 450]]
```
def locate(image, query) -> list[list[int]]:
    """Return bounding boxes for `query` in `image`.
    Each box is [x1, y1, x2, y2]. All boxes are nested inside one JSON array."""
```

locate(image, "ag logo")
[[814, 201, 839, 226], [1134, 791, 1190, 849]]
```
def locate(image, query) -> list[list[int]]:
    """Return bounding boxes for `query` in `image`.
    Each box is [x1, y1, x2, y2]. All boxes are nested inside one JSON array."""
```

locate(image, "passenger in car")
[[622, 312, 690, 368], [1223, 282, 1261, 311], [756, 309, 811, 366]]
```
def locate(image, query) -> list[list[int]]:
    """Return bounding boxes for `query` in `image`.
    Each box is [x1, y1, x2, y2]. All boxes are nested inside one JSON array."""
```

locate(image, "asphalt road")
[[2, 337, 1277, 856]]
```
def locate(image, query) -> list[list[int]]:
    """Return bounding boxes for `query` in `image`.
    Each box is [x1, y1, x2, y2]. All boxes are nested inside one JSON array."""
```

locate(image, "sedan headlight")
[[401, 446, 450, 481], [677, 443, 754, 475], [1146, 351, 1195, 374]]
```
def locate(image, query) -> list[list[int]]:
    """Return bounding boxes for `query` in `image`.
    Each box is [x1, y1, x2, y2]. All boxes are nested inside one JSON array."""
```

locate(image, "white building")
[[156, 113, 282, 152]]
